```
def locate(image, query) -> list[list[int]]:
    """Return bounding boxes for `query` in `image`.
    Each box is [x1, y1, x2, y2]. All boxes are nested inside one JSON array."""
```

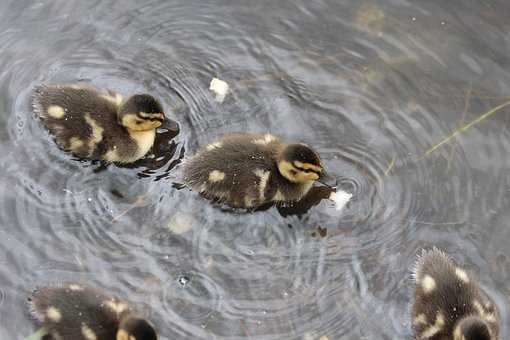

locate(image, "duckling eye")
[[289, 169, 298, 176]]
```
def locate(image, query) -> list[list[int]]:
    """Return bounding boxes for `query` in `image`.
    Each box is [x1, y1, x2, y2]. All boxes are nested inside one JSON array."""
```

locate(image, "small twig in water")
[[423, 98, 510, 157], [111, 195, 147, 223]]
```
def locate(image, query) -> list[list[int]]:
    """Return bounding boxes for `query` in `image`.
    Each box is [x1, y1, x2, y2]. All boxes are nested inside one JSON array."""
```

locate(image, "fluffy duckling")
[[33, 84, 167, 163], [27, 283, 157, 340], [411, 248, 499, 340], [183, 133, 327, 208]]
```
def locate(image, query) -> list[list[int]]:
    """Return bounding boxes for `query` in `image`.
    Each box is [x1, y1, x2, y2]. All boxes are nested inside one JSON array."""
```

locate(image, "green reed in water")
[[24, 327, 48, 340]]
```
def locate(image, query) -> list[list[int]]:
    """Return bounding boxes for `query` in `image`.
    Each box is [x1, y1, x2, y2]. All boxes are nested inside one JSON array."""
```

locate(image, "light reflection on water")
[[0, 0, 509, 339]]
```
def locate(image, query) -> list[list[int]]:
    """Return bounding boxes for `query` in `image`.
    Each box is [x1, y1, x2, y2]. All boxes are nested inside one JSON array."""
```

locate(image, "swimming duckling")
[[27, 283, 157, 340], [183, 133, 327, 209], [411, 248, 499, 340], [33, 84, 167, 163]]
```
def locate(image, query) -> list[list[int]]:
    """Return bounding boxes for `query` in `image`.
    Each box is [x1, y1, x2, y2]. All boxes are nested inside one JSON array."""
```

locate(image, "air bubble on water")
[[87, 197, 92, 202], [178, 275, 190, 286]]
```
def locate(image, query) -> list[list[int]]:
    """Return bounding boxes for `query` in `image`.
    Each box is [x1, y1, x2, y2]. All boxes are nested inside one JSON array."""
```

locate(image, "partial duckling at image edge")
[[183, 133, 332, 209], [33, 84, 168, 163], [27, 283, 157, 340], [411, 248, 499, 340]]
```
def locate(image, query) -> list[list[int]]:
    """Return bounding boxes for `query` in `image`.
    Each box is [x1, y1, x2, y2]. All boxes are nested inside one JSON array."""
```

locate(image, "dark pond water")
[[1, 0, 509, 339]]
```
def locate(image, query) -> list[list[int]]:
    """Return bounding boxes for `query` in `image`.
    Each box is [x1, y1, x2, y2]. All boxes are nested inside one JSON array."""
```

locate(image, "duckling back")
[[411, 248, 499, 340], [33, 85, 148, 162], [28, 283, 131, 340]]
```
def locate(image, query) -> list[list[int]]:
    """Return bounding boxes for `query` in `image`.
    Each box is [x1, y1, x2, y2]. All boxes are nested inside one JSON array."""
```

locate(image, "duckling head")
[[118, 94, 165, 131], [277, 143, 323, 183], [117, 315, 157, 340], [454, 316, 492, 340]]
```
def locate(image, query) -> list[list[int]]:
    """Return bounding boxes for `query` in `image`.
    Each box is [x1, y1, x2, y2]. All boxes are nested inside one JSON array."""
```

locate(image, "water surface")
[[0, 0, 509, 339]]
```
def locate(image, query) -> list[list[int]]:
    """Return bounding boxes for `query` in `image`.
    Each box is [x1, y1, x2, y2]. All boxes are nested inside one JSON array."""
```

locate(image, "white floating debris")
[[167, 213, 195, 235], [329, 190, 353, 211], [209, 77, 229, 103]]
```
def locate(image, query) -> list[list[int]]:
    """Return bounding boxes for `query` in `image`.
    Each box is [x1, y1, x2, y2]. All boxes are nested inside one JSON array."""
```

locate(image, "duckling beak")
[[159, 117, 180, 132], [317, 170, 337, 188]]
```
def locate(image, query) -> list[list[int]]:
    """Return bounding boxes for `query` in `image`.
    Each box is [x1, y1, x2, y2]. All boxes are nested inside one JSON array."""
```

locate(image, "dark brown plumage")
[[33, 84, 167, 163], [183, 133, 325, 208], [411, 248, 499, 340], [27, 283, 157, 340]]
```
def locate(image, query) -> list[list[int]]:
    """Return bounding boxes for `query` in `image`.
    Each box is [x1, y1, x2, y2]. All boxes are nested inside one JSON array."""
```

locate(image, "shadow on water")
[[0, 0, 509, 339]]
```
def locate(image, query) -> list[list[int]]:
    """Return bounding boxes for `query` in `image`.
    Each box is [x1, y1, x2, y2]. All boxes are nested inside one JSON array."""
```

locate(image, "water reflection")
[[0, 0, 509, 339]]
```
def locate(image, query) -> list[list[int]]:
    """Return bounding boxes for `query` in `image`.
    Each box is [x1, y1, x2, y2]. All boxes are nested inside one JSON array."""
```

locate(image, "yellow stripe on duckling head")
[[121, 113, 162, 131], [138, 112, 164, 120], [293, 160, 322, 172], [278, 160, 319, 183]]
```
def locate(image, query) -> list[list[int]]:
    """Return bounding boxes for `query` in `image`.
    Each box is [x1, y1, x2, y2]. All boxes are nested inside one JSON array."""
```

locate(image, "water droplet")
[[87, 197, 92, 202], [411, 17, 416, 21]]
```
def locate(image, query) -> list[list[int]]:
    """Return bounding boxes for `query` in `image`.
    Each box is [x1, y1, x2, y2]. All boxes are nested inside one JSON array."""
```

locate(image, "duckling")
[[183, 133, 327, 209], [27, 283, 157, 340], [411, 248, 499, 340], [33, 84, 167, 163]]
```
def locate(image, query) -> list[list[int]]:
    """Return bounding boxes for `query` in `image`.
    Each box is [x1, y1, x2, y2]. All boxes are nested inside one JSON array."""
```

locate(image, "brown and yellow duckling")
[[183, 133, 328, 209], [27, 283, 157, 340], [411, 248, 499, 340], [33, 84, 168, 163]]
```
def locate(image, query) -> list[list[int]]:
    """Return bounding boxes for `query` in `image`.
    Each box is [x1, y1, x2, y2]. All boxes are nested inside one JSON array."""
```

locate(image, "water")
[[0, 0, 509, 338]]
